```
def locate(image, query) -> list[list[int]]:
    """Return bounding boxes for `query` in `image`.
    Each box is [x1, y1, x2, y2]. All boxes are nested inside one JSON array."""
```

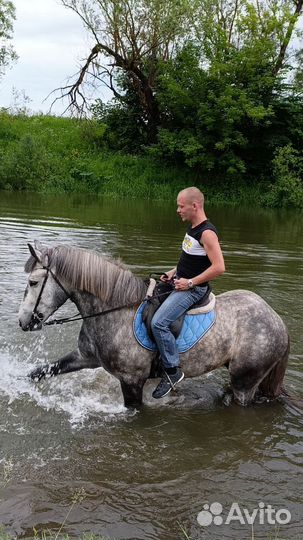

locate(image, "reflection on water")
[[0, 191, 302, 540]]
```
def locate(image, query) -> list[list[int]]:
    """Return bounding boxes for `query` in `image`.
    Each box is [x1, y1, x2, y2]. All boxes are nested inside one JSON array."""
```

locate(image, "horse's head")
[[18, 241, 70, 331]]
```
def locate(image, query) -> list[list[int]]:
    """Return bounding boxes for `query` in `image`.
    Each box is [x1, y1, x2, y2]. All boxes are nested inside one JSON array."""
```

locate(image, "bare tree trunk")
[[130, 73, 159, 142]]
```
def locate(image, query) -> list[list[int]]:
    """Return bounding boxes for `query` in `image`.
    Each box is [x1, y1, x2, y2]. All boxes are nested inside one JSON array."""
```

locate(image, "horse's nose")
[[19, 319, 29, 331]]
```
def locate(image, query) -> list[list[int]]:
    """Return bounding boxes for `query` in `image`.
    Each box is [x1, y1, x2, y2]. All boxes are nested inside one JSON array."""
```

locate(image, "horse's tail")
[[259, 335, 303, 406], [259, 334, 290, 399]]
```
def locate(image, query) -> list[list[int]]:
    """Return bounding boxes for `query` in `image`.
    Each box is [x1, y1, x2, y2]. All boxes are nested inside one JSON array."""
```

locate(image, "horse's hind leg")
[[229, 337, 289, 406], [29, 349, 99, 381], [230, 379, 260, 406], [229, 363, 264, 406]]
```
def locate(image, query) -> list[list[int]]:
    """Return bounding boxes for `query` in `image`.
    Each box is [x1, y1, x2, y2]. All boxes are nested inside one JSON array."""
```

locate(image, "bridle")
[[30, 264, 149, 329], [31, 265, 71, 329], [30, 269, 172, 329]]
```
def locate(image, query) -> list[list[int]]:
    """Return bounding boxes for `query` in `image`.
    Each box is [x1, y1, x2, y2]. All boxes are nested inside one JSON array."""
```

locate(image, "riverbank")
[[0, 113, 301, 207]]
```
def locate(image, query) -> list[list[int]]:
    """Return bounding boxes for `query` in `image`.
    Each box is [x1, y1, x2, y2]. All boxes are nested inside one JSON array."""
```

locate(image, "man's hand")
[[174, 278, 191, 290], [160, 269, 176, 282]]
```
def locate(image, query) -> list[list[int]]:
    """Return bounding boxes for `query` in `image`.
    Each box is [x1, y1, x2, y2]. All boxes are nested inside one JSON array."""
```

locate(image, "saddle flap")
[[134, 302, 216, 353], [142, 283, 215, 341]]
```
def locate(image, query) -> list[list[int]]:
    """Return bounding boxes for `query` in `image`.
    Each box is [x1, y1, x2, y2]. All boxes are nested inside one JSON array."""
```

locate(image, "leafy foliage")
[[0, 112, 196, 197], [74, 0, 303, 202], [263, 144, 303, 207], [0, 0, 17, 80], [1, 1, 303, 206], [90, 96, 147, 153]]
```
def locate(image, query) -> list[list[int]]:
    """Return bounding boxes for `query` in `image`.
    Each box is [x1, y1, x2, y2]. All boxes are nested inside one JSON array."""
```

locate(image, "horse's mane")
[[24, 245, 147, 305]]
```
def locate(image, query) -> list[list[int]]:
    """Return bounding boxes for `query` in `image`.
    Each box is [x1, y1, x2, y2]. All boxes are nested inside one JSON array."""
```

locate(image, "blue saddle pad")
[[133, 301, 216, 353]]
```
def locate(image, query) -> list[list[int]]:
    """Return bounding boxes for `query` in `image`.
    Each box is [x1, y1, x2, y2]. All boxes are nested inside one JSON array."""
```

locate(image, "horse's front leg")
[[120, 379, 146, 409], [29, 349, 99, 382]]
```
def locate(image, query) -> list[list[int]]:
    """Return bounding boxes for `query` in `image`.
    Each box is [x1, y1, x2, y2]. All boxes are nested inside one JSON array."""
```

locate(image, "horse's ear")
[[34, 240, 44, 252], [27, 242, 43, 263]]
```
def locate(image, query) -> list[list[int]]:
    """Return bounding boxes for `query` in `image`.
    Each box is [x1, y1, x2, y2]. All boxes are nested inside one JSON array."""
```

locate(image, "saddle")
[[142, 281, 212, 342]]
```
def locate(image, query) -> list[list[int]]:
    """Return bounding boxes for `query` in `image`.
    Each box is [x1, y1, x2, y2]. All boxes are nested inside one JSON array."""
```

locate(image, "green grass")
[[0, 112, 301, 207], [0, 525, 289, 540], [0, 112, 196, 198], [0, 532, 114, 540]]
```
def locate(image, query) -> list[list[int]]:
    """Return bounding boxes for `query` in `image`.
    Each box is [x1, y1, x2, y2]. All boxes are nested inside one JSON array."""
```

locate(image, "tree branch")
[[272, 0, 303, 78], [87, 65, 124, 100], [228, 0, 239, 45]]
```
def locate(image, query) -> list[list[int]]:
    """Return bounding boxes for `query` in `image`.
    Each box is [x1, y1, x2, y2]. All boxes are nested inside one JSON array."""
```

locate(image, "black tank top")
[[176, 220, 218, 282]]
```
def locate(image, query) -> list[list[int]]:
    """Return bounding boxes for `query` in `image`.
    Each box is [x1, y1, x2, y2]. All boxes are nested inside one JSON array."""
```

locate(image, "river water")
[[0, 191, 302, 540]]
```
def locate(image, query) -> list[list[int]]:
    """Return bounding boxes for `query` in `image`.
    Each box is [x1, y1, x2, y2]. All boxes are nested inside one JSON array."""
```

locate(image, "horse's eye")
[[29, 280, 39, 287]]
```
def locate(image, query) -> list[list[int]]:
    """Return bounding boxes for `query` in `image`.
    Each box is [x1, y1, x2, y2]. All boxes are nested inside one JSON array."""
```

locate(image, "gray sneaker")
[[152, 368, 184, 399]]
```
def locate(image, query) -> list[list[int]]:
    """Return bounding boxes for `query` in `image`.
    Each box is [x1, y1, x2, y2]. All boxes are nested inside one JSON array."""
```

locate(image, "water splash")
[[0, 338, 128, 427]]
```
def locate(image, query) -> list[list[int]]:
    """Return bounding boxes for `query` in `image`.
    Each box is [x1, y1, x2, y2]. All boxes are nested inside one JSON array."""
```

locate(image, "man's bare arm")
[[174, 231, 225, 290]]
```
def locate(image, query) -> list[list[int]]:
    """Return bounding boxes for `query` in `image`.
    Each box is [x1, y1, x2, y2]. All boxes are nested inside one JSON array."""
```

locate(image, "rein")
[[35, 271, 172, 328], [44, 302, 142, 326]]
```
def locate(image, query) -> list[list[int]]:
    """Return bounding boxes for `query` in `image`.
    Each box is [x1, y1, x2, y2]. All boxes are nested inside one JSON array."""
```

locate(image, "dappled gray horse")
[[18, 242, 289, 408]]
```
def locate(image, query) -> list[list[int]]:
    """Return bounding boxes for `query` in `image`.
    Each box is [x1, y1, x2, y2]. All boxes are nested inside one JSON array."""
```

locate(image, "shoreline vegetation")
[[0, 112, 302, 208], [1, 2, 303, 209]]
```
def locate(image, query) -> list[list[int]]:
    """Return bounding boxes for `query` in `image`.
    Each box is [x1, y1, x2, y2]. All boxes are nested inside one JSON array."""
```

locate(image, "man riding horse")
[[19, 192, 288, 408], [151, 187, 225, 399]]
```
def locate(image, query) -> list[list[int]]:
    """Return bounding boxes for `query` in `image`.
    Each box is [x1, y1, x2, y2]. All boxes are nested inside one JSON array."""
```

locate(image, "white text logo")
[[197, 502, 291, 527]]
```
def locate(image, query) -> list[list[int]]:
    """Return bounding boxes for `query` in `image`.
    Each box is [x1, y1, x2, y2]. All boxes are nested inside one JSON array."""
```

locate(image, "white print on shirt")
[[182, 233, 206, 256]]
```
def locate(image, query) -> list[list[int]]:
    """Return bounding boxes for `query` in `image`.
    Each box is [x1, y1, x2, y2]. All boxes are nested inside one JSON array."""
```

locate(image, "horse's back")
[[216, 288, 288, 359], [217, 289, 286, 322], [217, 288, 287, 328], [217, 288, 270, 305]]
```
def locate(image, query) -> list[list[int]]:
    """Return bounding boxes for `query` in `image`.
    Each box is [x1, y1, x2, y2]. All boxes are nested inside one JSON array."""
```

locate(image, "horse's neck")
[[70, 289, 137, 348], [71, 290, 105, 316], [69, 267, 147, 314]]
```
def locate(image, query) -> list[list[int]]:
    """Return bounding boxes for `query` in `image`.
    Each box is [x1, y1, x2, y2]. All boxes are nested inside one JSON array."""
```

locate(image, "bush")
[[90, 100, 147, 153], [263, 145, 303, 208], [0, 133, 51, 190]]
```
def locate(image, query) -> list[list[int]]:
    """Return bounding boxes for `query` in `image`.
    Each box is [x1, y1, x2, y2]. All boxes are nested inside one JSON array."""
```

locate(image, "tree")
[[191, 0, 303, 95], [0, 0, 17, 80], [59, 0, 303, 185], [57, 0, 194, 140], [153, 1, 303, 181]]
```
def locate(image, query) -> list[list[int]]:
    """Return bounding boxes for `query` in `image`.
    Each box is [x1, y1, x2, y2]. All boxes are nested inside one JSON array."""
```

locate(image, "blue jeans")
[[151, 286, 208, 369]]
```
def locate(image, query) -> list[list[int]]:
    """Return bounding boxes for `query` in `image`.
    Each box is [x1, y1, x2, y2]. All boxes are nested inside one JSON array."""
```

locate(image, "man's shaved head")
[[178, 187, 204, 207]]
